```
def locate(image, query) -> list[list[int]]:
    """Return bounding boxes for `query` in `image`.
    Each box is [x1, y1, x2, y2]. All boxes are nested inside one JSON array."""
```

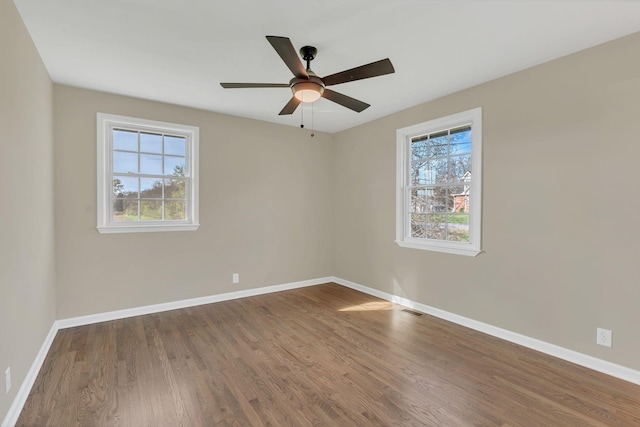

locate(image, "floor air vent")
[[401, 308, 424, 317]]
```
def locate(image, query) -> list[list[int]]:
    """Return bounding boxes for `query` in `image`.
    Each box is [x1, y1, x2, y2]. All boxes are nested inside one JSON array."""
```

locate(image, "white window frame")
[[395, 107, 482, 256], [97, 113, 199, 234]]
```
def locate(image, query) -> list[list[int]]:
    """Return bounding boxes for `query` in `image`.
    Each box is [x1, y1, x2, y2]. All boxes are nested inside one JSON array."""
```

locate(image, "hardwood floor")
[[17, 283, 640, 426]]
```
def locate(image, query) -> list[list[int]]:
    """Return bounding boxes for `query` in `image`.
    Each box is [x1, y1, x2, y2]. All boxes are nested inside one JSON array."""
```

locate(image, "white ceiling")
[[13, 0, 640, 133]]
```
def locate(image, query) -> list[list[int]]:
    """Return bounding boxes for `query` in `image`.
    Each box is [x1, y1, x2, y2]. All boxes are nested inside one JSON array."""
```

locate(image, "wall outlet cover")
[[596, 328, 612, 348]]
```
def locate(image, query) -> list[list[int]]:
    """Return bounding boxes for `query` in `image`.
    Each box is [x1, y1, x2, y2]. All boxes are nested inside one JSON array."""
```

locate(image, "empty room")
[[2, 0, 640, 425]]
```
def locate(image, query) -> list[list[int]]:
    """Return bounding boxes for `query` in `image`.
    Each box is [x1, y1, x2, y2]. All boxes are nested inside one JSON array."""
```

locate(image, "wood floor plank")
[[16, 283, 640, 426]]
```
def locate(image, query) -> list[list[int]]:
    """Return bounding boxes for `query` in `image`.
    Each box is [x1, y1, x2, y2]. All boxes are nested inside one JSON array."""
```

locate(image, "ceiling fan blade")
[[322, 58, 395, 87], [322, 89, 370, 112], [266, 36, 308, 79], [278, 96, 301, 115], [220, 83, 289, 89]]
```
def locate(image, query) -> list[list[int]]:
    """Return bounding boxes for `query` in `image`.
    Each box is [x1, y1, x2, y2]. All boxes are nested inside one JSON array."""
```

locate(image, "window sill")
[[395, 240, 481, 257], [97, 223, 200, 234]]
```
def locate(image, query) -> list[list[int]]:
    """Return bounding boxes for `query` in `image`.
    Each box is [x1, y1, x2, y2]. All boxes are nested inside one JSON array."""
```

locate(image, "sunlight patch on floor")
[[339, 301, 394, 312]]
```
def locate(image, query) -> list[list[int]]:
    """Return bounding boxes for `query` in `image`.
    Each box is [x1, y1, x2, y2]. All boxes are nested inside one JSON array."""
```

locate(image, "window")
[[396, 108, 481, 256], [97, 113, 199, 233]]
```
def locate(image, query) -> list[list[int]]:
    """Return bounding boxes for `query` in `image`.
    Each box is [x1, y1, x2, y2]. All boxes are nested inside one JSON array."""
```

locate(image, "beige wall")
[[333, 32, 640, 370], [0, 0, 56, 420], [53, 86, 334, 319]]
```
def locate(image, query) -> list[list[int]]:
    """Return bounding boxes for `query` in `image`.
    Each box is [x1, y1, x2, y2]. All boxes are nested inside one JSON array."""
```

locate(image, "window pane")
[[165, 136, 186, 156], [451, 186, 469, 213], [450, 126, 471, 155], [450, 154, 471, 182], [140, 178, 162, 199], [165, 201, 186, 220], [410, 188, 426, 213], [112, 176, 138, 199], [426, 158, 449, 184], [411, 214, 426, 238], [426, 188, 447, 213], [410, 161, 436, 185], [165, 178, 186, 199], [411, 138, 428, 161], [140, 154, 163, 175], [113, 151, 138, 174], [140, 132, 163, 154], [429, 131, 448, 157], [164, 156, 185, 176], [141, 200, 162, 220], [427, 214, 446, 240], [447, 214, 470, 242], [113, 199, 138, 222], [113, 129, 138, 151]]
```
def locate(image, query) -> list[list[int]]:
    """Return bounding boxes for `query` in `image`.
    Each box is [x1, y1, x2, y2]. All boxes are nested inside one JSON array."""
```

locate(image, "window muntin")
[[396, 108, 481, 256], [97, 114, 199, 233]]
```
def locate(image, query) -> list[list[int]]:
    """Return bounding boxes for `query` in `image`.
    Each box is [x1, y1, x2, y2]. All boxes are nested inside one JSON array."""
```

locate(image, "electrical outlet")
[[5, 367, 10, 394], [596, 328, 612, 348], [232, 273, 239, 284]]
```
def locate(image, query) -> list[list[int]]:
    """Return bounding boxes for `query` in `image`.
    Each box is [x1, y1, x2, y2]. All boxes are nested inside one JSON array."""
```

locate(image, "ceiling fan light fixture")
[[292, 81, 323, 103]]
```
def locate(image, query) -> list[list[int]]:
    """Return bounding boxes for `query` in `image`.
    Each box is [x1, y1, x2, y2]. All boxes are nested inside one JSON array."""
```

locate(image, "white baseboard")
[[331, 276, 640, 386], [2, 323, 58, 427], [57, 277, 332, 329]]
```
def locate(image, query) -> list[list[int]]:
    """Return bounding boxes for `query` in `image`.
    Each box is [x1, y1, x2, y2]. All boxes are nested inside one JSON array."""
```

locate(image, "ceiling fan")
[[220, 36, 395, 115]]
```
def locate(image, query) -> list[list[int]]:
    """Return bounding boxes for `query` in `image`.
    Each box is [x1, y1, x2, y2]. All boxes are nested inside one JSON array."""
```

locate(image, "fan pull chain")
[[310, 102, 315, 138], [298, 98, 314, 138]]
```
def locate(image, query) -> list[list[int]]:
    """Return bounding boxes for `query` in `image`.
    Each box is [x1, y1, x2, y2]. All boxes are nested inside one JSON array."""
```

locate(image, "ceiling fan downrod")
[[299, 45, 317, 72]]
